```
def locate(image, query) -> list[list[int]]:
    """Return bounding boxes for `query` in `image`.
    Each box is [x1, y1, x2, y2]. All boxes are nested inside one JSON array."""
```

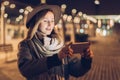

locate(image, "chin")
[[46, 32, 51, 35]]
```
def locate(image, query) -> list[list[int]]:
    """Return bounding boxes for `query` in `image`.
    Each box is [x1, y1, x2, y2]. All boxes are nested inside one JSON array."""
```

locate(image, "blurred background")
[[0, 0, 120, 80]]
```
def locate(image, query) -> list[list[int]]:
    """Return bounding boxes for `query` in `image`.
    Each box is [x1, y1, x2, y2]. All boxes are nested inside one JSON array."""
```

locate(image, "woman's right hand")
[[58, 42, 73, 60]]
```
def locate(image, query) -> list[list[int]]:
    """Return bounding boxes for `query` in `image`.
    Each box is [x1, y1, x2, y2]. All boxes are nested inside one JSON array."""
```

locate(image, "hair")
[[26, 9, 57, 40]]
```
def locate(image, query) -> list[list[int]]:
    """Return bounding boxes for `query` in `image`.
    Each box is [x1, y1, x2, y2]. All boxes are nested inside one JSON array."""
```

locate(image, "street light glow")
[[3, 1, 10, 6], [19, 15, 23, 20], [10, 4, 16, 9], [73, 17, 80, 23], [4, 13, 8, 18], [1, 6, 5, 11], [24, 10, 29, 15], [72, 9, 77, 14], [94, 0, 100, 5], [19, 9, 24, 13], [67, 15, 72, 22], [26, 6, 33, 12], [63, 14, 68, 21], [78, 12, 83, 16], [16, 17, 20, 22], [61, 4, 67, 13], [61, 4, 67, 9]]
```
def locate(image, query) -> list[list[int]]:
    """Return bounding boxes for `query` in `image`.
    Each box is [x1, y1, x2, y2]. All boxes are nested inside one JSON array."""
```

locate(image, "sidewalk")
[[0, 38, 22, 63], [0, 38, 25, 80]]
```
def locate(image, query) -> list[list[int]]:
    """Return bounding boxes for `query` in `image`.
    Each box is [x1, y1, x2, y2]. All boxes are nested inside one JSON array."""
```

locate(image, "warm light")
[[56, 24, 62, 28], [3, 1, 9, 6], [86, 15, 97, 23], [61, 4, 67, 9], [83, 14, 87, 18], [24, 10, 29, 15], [98, 19, 101, 28], [96, 28, 101, 33], [109, 19, 114, 27], [86, 20, 90, 25], [72, 9, 77, 14], [94, 0, 100, 5], [78, 12, 82, 16], [73, 17, 80, 23], [1, 6, 5, 11], [26, 6, 33, 12], [63, 14, 68, 21], [61, 4, 67, 13], [10, 4, 16, 8], [107, 25, 110, 29], [19, 15, 23, 20], [7, 19, 11, 23], [41, 0, 46, 3], [59, 19, 62, 24], [102, 29, 107, 36], [84, 24, 89, 28], [67, 15, 72, 22], [16, 17, 20, 22], [19, 9, 24, 13], [4, 13, 8, 18]]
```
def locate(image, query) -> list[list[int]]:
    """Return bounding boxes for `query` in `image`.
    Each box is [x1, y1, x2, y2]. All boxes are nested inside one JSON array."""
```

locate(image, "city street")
[[0, 36, 120, 80]]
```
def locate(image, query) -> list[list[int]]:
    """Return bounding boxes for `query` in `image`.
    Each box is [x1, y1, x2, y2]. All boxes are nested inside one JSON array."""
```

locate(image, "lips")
[[46, 28, 51, 31]]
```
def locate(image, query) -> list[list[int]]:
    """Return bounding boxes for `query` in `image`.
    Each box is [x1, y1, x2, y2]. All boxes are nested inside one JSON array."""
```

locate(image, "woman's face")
[[38, 11, 55, 36]]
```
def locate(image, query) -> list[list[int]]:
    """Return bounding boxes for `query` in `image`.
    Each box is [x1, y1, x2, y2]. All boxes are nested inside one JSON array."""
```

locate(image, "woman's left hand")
[[81, 47, 94, 59]]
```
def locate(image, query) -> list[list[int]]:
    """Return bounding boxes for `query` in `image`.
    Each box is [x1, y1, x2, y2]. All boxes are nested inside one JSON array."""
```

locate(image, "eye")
[[43, 20, 48, 22]]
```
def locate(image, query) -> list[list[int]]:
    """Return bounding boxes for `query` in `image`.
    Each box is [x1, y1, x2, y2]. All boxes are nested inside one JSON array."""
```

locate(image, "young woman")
[[17, 4, 93, 80]]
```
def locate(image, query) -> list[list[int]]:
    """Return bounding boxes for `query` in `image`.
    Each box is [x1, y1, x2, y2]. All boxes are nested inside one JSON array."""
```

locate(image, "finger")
[[90, 51, 94, 57], [86, 50, 94, 58], [66, 42, 72, 48], [84, 47, 90, 53], [68, 47, 73, 53], [68, 52, 73, 57]]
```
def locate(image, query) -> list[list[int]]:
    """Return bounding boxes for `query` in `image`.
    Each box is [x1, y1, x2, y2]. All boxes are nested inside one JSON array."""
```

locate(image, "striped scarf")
[[32, 32, 64, 56]]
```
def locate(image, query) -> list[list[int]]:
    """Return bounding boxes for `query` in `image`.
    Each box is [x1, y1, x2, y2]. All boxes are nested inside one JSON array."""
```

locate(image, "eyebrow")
[[43, 18, 54, 19]]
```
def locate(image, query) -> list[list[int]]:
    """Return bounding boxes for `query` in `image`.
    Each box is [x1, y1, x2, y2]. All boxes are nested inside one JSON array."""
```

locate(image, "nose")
[[48, 21, 53, 26], [48, 21, 51, 26]]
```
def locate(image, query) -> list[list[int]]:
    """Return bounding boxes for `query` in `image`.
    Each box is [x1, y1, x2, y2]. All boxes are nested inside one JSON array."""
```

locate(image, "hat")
[[26, 4, 61, 28]]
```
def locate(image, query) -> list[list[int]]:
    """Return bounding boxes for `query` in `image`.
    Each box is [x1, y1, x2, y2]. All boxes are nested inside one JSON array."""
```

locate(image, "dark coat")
[[17, 39, 92, 80]]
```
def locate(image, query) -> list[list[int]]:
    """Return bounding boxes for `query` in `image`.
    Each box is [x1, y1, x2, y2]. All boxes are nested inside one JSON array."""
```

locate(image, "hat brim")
[[26, 4, 61, 28]]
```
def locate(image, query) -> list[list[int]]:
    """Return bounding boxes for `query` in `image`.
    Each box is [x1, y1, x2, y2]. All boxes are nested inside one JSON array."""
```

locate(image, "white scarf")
[[33, 33, 64, 56]]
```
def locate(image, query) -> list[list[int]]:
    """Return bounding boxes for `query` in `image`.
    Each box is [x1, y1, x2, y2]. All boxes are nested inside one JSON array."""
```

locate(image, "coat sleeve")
[[17, 40, 62, 78], [68, 56, 92, 77]]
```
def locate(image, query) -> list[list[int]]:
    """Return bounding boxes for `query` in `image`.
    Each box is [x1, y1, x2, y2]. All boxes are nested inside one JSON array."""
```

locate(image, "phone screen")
[[70, 42, 90, 53]]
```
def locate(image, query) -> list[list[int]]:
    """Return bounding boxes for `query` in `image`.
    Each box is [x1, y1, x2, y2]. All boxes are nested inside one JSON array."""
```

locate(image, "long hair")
[[26, 9, 56, 40]]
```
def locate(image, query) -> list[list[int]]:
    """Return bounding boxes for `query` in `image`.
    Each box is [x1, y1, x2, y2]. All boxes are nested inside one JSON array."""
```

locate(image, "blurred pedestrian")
[[17, 4, 93, 80]]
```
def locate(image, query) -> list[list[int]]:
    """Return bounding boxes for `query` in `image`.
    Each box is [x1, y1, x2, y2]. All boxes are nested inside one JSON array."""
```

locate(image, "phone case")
[[70, 42, 90, 53]]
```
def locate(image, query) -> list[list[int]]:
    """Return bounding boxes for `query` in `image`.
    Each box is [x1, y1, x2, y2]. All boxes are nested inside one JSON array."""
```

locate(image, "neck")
[[37, 31, 47, 37]]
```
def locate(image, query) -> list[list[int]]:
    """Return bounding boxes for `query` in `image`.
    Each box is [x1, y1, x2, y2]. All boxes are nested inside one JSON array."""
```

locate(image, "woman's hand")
[[58, 42, 73, 60], [81, 47, 94, 59]]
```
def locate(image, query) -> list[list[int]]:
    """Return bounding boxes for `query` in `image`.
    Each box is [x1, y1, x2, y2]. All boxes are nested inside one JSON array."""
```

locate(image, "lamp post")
[[61, 4, 67, 42], [0, 3, 5, 44], [94, 0, 100, 15], [40, 0, 46, 3], [71, 9, 77, 43], [22, 6, 33, 38]]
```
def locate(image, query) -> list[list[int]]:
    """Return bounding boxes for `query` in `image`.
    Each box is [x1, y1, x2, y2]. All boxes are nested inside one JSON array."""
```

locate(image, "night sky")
[[1, 0, 120, 15], [23, 0, 120, 15]]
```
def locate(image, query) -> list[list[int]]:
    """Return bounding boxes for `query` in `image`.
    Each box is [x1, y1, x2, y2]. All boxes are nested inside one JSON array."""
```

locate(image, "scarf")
[[32, 32, 64, 56]]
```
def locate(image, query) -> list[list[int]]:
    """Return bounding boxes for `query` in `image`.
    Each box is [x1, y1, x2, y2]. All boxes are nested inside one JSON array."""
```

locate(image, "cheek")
[[38, 24, 44, 31], [51, 24, 55, 28]]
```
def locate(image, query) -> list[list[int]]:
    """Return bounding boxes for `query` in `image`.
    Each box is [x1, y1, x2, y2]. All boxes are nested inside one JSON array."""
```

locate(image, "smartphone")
[[70, 42, 90, 53]]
